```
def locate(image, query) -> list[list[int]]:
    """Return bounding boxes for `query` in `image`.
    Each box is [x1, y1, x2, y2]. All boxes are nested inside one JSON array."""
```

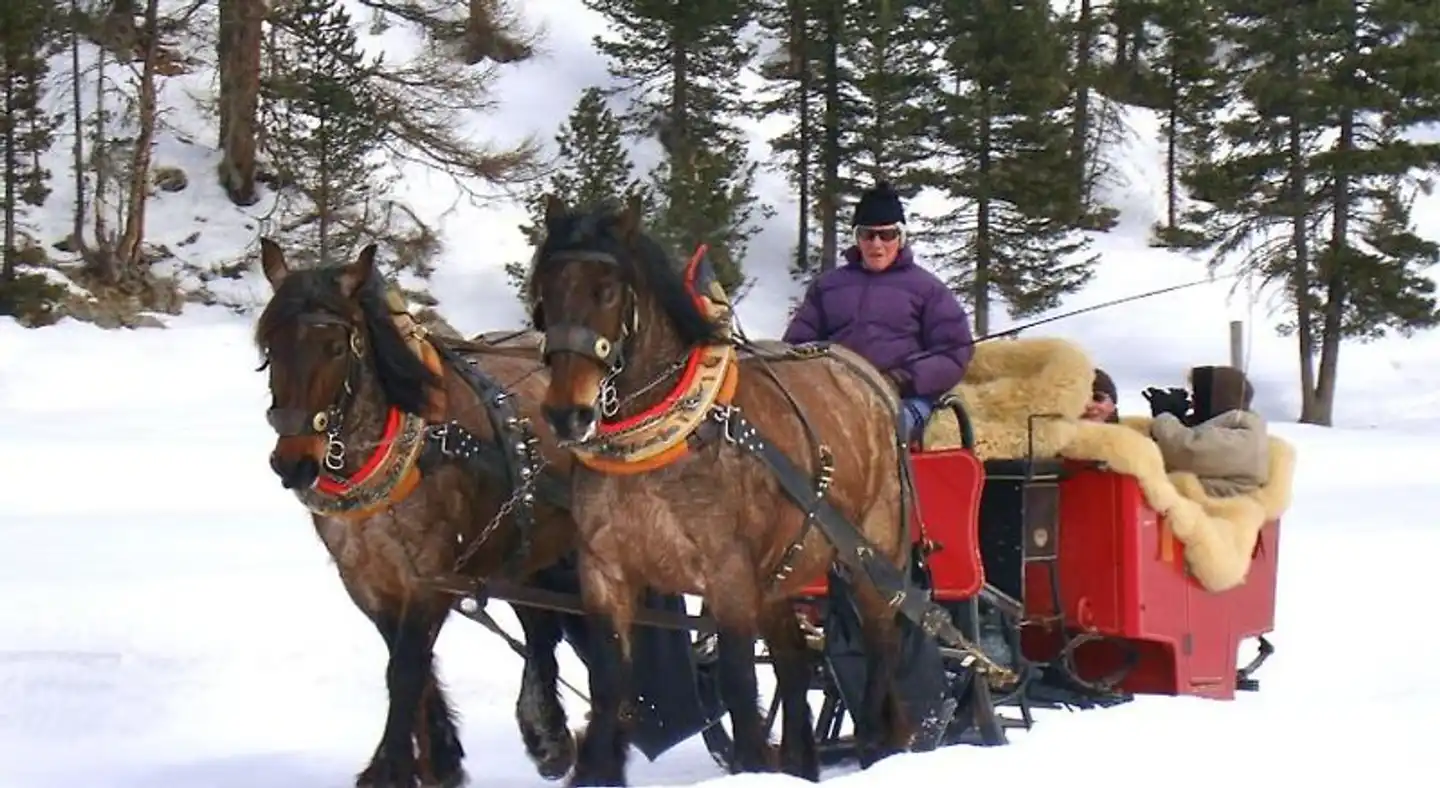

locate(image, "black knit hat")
[[852, 181, 906, 227]]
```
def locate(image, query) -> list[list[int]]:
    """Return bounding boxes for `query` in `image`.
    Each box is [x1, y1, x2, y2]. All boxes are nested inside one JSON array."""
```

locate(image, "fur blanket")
[[1064, 417, 1296, 592], [923, 336, 1297, 593], [923, 336, 1096, 460]]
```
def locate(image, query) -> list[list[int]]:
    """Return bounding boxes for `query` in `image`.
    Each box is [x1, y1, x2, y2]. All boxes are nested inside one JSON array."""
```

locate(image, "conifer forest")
[[3, 0, 1440, 426]]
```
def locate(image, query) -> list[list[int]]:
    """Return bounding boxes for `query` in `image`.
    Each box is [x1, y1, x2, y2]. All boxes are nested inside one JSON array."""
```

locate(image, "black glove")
[[1142, 386, 1190, 419]]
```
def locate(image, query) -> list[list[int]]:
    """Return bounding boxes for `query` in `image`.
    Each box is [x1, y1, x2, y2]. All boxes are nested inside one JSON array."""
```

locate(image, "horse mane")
[[255, 265, 440, 415], [529, 203, 727, 347]]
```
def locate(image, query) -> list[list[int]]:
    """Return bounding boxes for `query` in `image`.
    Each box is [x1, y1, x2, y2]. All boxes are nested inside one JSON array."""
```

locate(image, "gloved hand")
[[1143, 386, 1190, 419]]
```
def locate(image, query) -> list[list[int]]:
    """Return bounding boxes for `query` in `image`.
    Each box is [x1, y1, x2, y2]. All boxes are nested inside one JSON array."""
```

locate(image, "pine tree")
[[1149, 0, 1225, 247], [751, 0, 820, 278], [842, 0, 930, 192], [505, 86, 649, 304], [916, 0, 1096, 335], [1, 0, 61, 284], [752, 0, 850, 280], [1191, 0, 1440, 425], [581, 0, 771, 297], [261, 0, 387, 267]]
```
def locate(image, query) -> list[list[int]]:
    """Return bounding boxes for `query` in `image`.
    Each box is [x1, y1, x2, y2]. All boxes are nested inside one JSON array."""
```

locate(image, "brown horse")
[[525, 196, 916, 785], [254, 239, 586, 788]]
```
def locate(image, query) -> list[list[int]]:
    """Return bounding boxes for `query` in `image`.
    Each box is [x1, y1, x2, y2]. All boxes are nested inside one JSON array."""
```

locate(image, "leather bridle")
[[262, 310, 366, 471], [529, 250, 639, 419]]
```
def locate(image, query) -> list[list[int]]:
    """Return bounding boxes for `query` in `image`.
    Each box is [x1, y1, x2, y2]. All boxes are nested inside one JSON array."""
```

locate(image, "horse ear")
[[259, 237, 288, 289], [616, 191, 644, 238], [339, 243, 378, 299], [543, 193, 568, 227]]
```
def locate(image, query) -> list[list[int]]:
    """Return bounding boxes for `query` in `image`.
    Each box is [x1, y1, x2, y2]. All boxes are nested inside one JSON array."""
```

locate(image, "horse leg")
[[848, 580, 910, 769], [715, 625, 775, 773], [358, 600, 450, 788], [416, 665, 467, 788], [759, 601, 819, 781], [570, 564, 636, 787], [513, 604, 577, 781]]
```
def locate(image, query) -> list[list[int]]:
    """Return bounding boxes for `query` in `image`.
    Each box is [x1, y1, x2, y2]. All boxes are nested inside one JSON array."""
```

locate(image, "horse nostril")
[[291, 457, 320, 490], [541, 405, 567, 436], [571, 406, 597, 435], [271, 452, 320, 490]]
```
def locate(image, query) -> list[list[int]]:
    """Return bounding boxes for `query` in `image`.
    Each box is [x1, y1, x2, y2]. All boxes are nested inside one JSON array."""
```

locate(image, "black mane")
[[255, 265, 440, 416], [529, 204, 727, 347]]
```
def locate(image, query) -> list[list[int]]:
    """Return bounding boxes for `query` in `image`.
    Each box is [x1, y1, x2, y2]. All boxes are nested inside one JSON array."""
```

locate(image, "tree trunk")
[[217, 0, 262, 206], [667, 26, 692, 249], [70, 0, 87, 255], [90, 45, 119, 284], [1287, 113, 1318, 423], [819, 1, 841, 272], [463, 0, 531, 64], [1165, 67, 1178, 228], [973, 77, 993, 337], [1072, 0, 1094, 212], [3, 71, 16, 283], [1312, 58, 1358, 427], [790, 0, 810, 273], [114, 0, 160, 274]]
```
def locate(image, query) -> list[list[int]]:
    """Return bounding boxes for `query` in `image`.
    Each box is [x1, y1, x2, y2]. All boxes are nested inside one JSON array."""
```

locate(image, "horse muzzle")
[[270, 451, 321, 490], [542, 403, 599, 446]]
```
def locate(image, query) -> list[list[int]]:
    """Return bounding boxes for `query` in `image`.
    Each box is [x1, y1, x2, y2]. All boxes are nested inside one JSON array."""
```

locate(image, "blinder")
[[264, 310, 365, 441], [531, 249, 638, 373]]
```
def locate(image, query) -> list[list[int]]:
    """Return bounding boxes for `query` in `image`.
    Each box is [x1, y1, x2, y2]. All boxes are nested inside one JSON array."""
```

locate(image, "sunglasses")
[[856, 226, 902, 243]]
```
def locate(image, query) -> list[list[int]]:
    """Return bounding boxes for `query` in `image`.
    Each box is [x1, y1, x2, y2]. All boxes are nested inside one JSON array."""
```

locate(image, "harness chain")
[[422, 339, 558, 581], [717, 339, 1014, 684], [706, 394, 1014, 684], [429, 324, 1012, 683]]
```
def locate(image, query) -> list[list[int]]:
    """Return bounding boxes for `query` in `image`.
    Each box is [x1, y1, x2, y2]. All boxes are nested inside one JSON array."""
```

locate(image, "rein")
[[876, 272, 1244, 372]]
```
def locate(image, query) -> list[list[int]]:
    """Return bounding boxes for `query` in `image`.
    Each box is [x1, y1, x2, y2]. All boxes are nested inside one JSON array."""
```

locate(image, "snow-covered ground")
[[5, 0, 1440, 785], [2, 308, 1437, 788]]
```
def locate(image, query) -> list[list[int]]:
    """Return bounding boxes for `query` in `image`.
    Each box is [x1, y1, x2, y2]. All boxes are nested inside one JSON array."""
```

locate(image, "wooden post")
[[1229, 320, 1244, 368]]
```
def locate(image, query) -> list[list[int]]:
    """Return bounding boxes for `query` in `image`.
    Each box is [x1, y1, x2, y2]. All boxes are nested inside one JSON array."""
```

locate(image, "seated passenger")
[[781, 181, 976, 442], [1142, 365, 1270, 497], [1083, 368, 1120, 423]]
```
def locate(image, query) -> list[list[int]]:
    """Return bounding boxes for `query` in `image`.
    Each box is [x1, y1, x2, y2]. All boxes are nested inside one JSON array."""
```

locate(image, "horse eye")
[[327, 338, 346, 356], [596, 282, 619, 305]]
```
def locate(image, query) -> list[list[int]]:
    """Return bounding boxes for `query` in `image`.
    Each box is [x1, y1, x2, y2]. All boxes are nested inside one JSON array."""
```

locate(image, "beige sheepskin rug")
[[923, 336, 1096, 460], [923, 336, 1298, 592]]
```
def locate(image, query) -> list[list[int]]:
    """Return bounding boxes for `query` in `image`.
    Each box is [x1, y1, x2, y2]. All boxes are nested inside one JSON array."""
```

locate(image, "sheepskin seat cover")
[[922, 335, 1298, 593]]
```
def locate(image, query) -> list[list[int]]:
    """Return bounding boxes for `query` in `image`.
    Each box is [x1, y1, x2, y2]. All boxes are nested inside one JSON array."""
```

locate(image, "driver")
[[782, 181, 976, 442]]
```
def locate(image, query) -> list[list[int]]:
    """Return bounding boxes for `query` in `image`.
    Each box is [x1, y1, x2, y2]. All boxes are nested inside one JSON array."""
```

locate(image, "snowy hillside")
[[4, 0, 1439, 422]]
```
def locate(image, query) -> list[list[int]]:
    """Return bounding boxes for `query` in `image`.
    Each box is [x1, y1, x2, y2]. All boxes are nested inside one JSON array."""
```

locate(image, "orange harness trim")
[[572, 245, 740, 476], [293, 305, 444, 520]]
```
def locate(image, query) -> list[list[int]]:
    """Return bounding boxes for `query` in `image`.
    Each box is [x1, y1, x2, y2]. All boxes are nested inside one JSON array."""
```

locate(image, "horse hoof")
[[356, 760, 419, 788], [423, 770, 469, 788], [534, 728, 576, 781]]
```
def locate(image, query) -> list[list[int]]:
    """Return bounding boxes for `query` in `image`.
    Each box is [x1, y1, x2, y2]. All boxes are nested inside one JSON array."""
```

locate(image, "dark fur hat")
[[1189, 365, 1254, 422]]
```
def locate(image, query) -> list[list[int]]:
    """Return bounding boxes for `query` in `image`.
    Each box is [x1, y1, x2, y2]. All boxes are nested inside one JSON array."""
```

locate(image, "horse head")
[[253, 238, 441, 490], [525, 193, 726, 444]]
